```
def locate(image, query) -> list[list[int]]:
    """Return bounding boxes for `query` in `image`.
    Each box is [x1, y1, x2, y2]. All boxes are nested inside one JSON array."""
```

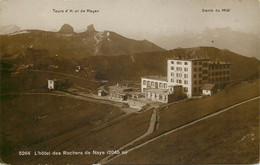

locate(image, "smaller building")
[[48, 79, 71, 91], [48, 79, 63, 90], [97, 89, 107, 96], [141, 76, 168, 93], [108, 84, 133, 101], [202, 84, 217, 96]]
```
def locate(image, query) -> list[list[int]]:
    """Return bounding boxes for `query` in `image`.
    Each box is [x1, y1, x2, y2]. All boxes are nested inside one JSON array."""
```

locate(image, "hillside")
[[1, 47, 259, 84], [79, 47, 259, 81], [0, 24, 165, 59]]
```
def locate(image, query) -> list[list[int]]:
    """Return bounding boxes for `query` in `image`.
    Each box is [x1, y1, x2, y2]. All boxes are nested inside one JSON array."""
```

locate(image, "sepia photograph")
[[0, 0, 259, 164]]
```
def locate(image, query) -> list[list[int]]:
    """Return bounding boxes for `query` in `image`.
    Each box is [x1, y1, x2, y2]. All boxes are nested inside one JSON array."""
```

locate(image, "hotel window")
[[199, 80, 202, 84], [147, 81, 150, 86], [151, 82, 154, 86], [159, 95, 163, 100], [184, 62, 188, 65], [199, 62, 202, 65], [171, 79, 174, 83], [194, 74, 197, 78], [171, 67, 174, 70], [212, 72, 215, 76], [194, 62, 197, 65], [223, 65, 226, 69], [184, 80, 188, 84], [223, 77, 226, 81], [203, 70, 208, 74], [193, 87, 197, 93], [164, 83, 167, 88], [212, 78, 214, 82], [199, 68, 202, 71], [194, 68, 197, 72], [194, 80, 197, 85], [184, 87, 188, 92], [177, 73, 182, 77], [184, 68, 188, 71], [177, 67, 182, 71], [159, 83, 162, 87], [171, 72, 174, 76], [199, 74, 202, 78], [203, 63, 208, 67], [184, 74, 188, 78], [171, 61, 174, 64], [143, 80, 146, 85], [177, 61, 182, 65]]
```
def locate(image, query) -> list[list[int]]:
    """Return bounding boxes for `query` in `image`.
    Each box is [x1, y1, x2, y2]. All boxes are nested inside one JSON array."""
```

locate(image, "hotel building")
[[141, 58, 231, 100]]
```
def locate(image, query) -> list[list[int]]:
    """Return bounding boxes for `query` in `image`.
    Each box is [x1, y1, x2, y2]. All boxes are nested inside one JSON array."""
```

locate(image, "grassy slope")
[[127, 80, 259, 146], [39, 110, 152, 164], [112, 99, 259, 164], [1, 70, 100, 93], [6, 110, 152, 164], [157, 80, 259, 135], [0, 95, 124, 163]]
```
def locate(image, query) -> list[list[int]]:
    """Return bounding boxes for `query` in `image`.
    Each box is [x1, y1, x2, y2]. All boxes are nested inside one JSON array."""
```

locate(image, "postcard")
[[0, 0, 259, 164]]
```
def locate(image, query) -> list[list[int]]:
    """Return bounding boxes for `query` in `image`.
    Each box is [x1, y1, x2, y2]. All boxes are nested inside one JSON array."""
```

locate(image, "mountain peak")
[[87, 24, 95, 32], [59, 24, 74, 33]]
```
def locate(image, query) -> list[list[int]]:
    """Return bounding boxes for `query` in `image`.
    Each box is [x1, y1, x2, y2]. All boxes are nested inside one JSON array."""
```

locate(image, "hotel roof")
[[167, 58, 210, 61], [141, 76, 167, 82], [202, 84, 216, 91], [208, 61, 232, 65], [146, 88, 169, 94]]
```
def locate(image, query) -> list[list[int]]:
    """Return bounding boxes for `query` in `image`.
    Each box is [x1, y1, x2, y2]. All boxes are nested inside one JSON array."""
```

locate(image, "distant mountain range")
[[0, 25, 21, 35], [1, 25, 258, 59], [0, 24, 165, 59], [0, 24, 259, 82], [153, 27, 260, 59]]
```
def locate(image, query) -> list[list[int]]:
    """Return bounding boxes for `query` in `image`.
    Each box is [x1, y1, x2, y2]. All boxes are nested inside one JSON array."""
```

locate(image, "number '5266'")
[[19, 151, 31, 155]]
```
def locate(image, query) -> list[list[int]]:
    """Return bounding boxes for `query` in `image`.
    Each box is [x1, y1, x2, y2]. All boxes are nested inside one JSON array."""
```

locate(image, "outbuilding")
[[48, 79, 62, 90], [202, 84, 217, 96], [97, 89, 107, 96]]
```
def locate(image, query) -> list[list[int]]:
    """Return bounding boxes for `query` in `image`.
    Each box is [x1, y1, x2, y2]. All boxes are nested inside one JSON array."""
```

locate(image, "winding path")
[[98, 108, 158, 164]]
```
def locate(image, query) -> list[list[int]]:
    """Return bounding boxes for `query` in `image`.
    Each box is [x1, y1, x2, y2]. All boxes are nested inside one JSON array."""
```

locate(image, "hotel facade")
[[141, 58, 231, 100]]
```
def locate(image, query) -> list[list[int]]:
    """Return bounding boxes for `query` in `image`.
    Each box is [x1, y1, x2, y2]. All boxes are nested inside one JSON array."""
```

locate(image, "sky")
[[0, 0, 259, 40]]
